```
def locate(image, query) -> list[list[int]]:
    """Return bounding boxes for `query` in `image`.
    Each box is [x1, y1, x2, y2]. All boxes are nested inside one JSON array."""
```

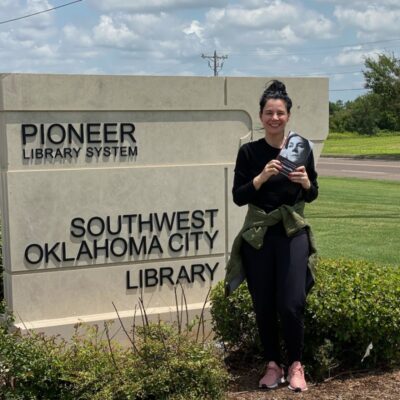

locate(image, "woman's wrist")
[[253, 175, 265, 190], [302, 179, 311, 190]]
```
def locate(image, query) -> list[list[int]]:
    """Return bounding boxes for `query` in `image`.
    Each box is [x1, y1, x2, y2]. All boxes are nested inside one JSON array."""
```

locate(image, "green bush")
[[210, 279, 261, 355], [0, 313, 70, 399], [0, 320, 229, 399], [210, 258, 400, 378]]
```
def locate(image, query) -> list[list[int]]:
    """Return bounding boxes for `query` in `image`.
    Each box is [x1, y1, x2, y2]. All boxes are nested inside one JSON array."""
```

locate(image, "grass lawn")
[[322, 132, 400, 159], [306, 176, 400, 266]]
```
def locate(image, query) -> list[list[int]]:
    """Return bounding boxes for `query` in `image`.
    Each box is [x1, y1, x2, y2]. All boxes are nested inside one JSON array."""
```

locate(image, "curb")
[[321, 155, 400, 161]]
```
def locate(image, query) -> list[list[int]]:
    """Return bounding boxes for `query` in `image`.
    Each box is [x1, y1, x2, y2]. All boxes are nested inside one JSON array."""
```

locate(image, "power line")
[[0, 0, 83, 25], [329, 88, 366, 92], [223, 38, 400, 58], [253, 63, 366, 77], [275, 70, 363, 77], [201, 50, 228, 76], [314, 71, 362, 76]]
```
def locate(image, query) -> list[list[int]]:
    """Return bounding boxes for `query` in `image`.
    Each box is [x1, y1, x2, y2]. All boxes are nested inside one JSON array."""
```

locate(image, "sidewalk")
[[317, 157, 400, 180]]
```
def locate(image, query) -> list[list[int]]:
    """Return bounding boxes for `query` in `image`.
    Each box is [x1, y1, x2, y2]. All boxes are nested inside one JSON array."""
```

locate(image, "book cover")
[[277, 131, 313, 177]]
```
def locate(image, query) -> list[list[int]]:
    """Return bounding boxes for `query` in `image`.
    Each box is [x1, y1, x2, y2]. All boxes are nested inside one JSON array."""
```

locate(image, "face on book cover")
[[260, 99, 290, 138], [284, 135, 306, 162]]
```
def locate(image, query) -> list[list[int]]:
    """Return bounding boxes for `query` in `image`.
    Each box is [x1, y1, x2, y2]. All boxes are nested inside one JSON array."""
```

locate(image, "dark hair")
[[259, 80, 292, 114]]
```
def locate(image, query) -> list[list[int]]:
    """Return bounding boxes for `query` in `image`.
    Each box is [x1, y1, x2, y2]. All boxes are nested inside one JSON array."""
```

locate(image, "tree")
[[345, 94, 379, 135], [329, 95, 379, 135], [329, 100, 350, 132], [329, 100, 344, 116], [363, 53, 400, 131]]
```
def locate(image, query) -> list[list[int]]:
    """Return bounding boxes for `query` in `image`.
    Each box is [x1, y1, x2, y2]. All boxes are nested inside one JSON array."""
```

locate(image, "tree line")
[[329, 53, 400, 135]]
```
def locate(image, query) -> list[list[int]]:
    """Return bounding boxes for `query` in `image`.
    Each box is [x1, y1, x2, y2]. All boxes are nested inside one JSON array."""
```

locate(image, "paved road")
[[317, 157, 400, 181]]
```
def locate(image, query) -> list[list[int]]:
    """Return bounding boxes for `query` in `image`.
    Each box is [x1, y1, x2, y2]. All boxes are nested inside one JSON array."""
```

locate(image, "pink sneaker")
[[259, 361, 285, 389], [287, 361, 308, 392]]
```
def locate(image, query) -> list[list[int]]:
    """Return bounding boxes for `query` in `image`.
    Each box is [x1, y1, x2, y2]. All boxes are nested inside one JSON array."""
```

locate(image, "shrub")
[[306, 259, 400, 370], [210, 258, 400, 378], [0, 319, 229, 399], [126, 324, 228, 400], [64, 323, 229, 400], [0, 328, 70, 399], [210, 281, 261, 354]]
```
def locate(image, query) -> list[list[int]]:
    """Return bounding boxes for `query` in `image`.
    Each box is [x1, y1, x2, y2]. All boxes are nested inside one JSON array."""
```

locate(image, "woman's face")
[[260, 99, 290, 137]]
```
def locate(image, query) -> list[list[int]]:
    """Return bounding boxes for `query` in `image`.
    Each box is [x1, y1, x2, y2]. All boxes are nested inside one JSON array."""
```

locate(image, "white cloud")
[[0, 1, 95, 74], [205, 1, 298, 30], [315, 0, 400, 42], [0, 0, 57, 60], [0, 0, 14, 7], [30, 44, 58, 58], [63, 25, 93, 47], [334, 5, 400, 36], [288, 55, 301, 63], [324, 47, 380, 66], [18, 0, 54, 30], [93, 15, 139, 48], [0, 0, 55, 39], [203, 1, 335, 45], [183, 20, 204, 41], [89, 0, 230, 12], [279, 26, 302, 44], [118, 12, 171, 37], [256, 47, 288, 57], [88, 11, 205, 59], [317, 0, 399, 5], [299, 16, 335, 39]]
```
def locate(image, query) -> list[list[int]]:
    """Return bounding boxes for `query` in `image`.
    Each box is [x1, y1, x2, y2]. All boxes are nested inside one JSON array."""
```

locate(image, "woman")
[[225, 80, 318, 392]]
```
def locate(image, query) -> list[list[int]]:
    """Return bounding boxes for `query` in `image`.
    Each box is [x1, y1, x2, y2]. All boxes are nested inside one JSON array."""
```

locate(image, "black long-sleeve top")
[[232, 138, 318, 213]]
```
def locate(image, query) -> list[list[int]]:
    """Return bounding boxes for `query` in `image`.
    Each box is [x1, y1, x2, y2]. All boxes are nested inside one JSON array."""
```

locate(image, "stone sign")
[[0, 74, 328, 337]]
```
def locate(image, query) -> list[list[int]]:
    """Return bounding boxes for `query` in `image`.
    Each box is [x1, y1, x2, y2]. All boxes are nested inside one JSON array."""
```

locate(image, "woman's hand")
[[289, 166, 311, 190], [253, 159, 282, 190]]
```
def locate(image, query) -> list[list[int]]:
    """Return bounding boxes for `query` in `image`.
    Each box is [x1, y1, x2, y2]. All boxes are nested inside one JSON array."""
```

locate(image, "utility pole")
[[201, 50, 228, 76]]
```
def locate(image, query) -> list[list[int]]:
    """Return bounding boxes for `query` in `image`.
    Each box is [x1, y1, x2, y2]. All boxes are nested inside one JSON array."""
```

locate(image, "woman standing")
[[225, 80, 318, 392]]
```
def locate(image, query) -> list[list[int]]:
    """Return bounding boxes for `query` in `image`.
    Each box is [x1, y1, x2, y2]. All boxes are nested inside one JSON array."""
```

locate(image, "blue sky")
[[1, 0, 400, 102]]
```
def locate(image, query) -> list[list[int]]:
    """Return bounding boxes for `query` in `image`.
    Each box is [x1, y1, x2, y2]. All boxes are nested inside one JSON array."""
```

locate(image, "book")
[[277, 131, 313, 177]]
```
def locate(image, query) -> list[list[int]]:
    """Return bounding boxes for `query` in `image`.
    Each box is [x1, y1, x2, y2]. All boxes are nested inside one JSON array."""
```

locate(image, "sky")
[[1, 0, 400, 102]]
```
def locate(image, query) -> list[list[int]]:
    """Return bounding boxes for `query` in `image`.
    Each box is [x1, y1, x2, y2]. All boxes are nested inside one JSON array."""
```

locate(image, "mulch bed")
[[226, 362, 400, 400]]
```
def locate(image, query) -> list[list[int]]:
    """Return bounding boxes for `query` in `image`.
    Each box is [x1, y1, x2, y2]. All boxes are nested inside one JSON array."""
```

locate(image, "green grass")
[[322, 131, 400, 159], [307, 177, 400, 266]]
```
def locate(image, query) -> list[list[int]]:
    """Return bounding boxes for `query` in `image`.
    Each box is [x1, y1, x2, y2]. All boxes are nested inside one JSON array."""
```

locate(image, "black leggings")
[[242, 226, 309, 365]]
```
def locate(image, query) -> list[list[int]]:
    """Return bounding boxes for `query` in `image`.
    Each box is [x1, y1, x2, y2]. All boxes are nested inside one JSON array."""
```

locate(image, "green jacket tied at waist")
[[224, 202, 318, 297]]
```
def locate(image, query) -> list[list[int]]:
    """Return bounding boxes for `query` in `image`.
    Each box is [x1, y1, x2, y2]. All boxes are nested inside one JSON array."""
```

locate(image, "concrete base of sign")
[[13, 301, 213, 343]]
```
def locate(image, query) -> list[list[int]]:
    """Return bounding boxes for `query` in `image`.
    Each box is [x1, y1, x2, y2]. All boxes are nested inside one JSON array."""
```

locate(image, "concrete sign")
[[0, 74, 328, 337]]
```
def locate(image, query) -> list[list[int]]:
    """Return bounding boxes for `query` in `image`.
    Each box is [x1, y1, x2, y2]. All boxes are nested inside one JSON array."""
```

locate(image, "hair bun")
[[265, 80, 287, 95], [259, 79, 292, 113]]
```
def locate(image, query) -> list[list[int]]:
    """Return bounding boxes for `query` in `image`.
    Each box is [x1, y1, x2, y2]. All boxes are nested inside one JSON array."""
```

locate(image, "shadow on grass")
[[353, 154, 400, 160], [323, 154, 400, 160], [309, 213, 400, 219]]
